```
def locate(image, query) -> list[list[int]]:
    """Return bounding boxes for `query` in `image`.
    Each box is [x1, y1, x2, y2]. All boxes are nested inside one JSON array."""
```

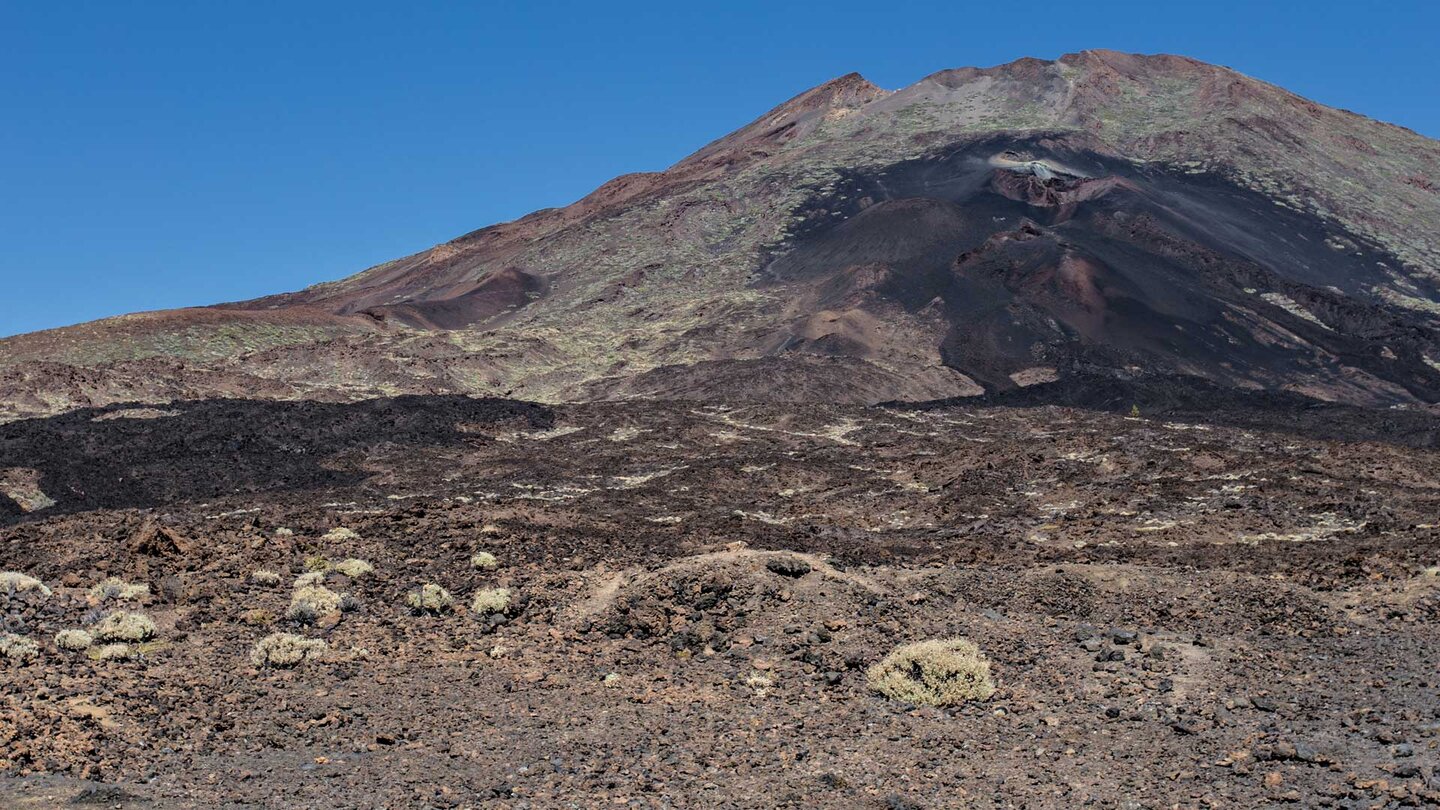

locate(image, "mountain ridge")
[[3, 50, 1439, 421]]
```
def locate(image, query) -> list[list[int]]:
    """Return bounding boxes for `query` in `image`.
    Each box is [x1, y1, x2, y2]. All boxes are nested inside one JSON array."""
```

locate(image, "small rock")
[[766, 558, 811, 579], [70, 786, 141, 805]]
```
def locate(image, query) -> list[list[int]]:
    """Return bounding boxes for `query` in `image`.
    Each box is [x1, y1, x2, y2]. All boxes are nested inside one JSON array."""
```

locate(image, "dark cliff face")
[[3, 51, 1439, 417]]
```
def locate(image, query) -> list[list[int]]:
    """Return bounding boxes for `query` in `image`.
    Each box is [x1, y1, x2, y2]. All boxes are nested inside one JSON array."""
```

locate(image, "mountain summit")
[[4, 50, 1439, 420]]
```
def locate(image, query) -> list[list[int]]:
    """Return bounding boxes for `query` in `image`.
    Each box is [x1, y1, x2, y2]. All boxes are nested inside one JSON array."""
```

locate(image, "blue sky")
[[3, 0, 1437, 337]]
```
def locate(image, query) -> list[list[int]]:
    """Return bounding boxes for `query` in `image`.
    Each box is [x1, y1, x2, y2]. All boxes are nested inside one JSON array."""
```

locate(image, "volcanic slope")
[[4, 50, 1440, 419]]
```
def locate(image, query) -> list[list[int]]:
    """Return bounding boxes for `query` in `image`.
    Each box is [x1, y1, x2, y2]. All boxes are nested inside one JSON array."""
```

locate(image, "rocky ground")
[[1, 395, 1439, 808]]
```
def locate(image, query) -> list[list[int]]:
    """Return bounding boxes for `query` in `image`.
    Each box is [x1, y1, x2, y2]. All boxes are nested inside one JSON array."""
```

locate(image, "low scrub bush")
[[470, 588, 511, 615], [406, 583, 454, 613], [88, 643, 135, 661], [744, 674, 775, 694], [292, 571, 326, 588], [866, 637, 995, 706], [288, 585, 343, 623], [241, 608, 276, 627], [55, 629, 93, 650], [88, 577, 150, 602], [0, 571, 50, 597], [93, 611, 157, 643], [470, 552, 499, 571], [250, 569, 282, 586], [251, 633, 327, 668], [0, 634, 39, 662], [334, 558, 374, 578]]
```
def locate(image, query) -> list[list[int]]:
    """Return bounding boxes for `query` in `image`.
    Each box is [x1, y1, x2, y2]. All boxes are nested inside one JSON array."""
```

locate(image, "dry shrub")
[[0, 571, 50, 597], [292, 571, 326, 588], [866, 637, 995, 706], [55, 629, 93, 650], [406, 583, 453, 613], [470, 552, 499, 571], [321, 528, 359, 542], [88, 577, 150, 602], [288, 585, 343, 623], [241, 609, 276, 627], [250, 569, 282, 586], [744, 674, 775, 694], [88, 643, 135, 661], [334, 558, 374, 578], [0, 634, 39, 662], [251, 633, 327, 668], [470, 588, 511, 615], [93, 611, 157, 643]]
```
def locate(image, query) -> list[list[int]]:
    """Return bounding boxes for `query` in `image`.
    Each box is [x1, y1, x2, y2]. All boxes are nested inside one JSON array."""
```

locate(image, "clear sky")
[[3, 0, 1437, 337]]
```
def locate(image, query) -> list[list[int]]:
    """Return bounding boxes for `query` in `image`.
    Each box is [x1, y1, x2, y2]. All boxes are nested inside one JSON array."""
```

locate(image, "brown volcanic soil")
[[2, 396, 1439, 807]]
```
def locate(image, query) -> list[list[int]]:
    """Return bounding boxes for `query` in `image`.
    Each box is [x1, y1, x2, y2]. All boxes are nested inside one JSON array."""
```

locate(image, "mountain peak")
[[674, 71, 887, 170], [3, 52, 1438, 420]]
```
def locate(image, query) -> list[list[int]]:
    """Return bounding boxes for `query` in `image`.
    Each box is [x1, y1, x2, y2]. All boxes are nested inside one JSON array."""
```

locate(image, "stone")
[[765, 558, 810, 579], [1251, 696, 1279, 712]]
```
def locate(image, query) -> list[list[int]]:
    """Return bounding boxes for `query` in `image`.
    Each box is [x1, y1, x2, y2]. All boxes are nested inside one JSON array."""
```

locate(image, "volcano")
[[3, 50, 1439, 420], [6, 49, 1440, 808]]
